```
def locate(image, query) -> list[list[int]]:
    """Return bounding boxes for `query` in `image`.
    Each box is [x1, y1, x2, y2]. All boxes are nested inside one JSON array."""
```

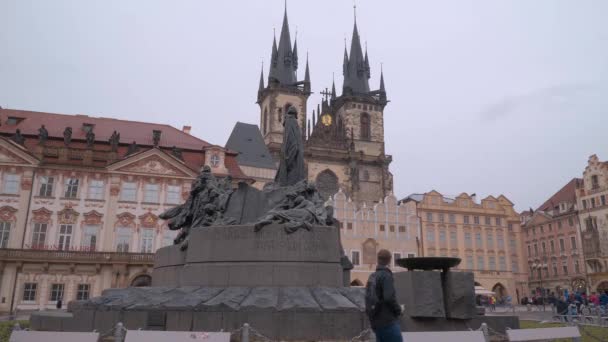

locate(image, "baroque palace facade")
[[256, 7, 392, 204], [0, 108, 249, 313], [403, 191, 528, 303]]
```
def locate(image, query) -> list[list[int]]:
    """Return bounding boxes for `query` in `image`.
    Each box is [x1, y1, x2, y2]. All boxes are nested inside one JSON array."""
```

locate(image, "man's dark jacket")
[[366, 265, 402, 329]]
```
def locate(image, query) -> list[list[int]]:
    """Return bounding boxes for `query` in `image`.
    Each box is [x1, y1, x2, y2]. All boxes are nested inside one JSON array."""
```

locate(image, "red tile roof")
[[0, 108, 209, 150], [536, 178, 583, 212], [0, 108, 249, 180]]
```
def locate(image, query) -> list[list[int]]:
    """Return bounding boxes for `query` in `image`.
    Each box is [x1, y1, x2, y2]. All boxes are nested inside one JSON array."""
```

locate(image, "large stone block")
[[165, 311, 193, 331], [394, 271, 445, 318], [444, 271, 475, 319]]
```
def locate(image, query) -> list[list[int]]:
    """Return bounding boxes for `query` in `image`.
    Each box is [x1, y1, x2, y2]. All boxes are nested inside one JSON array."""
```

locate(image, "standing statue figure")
[[109, 131, 120, 152], [38, 125, 48, 145], [152, 130, 161, 147], [11, 129, 25, 145], [274, 106, 305, 186], [86, 129, 95, 148], [171, 146, 183, 160], [63, 127, 72, 146], [126, 141, 139, 155]]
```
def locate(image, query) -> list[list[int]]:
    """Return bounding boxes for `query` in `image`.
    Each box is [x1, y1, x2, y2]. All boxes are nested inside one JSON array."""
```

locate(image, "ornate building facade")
[[328, 190, 420, 286], [522, 178, 587, 297], [576, 154, 608, 292], [404, 191, 528, 303], [256, 7, 393, 205], [0, 108, 249, 313]]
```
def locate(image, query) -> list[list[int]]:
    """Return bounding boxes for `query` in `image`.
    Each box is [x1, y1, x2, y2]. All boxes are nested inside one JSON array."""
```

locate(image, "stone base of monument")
[[30, 224, 520, 340]]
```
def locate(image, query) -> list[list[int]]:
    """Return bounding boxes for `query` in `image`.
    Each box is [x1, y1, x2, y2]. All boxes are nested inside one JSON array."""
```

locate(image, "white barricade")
[[402, 330, 486, 342], [9, 331, 100, 342], [506, 326, 581, 341], [124, 330, 231, 342]]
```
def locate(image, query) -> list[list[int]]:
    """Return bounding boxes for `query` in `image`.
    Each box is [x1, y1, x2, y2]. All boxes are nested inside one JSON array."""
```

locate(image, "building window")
[[511, 260, 519, 273], [509, 238, 516, 250], [574, 260, 580, 274], [527, 245, 531, 256], [82, 225, 98, 251], [389, 225, 395, 233], [426, 229, 435, 243], [508, 223, 513, 231], [360, 113, 371, 140], [550, 240, 555, 253], [87, 180, 104, 200], [2, 174, 20, 194], [210, 154, 221, 167], [347, 222, 353, 230], [570, 236, 577, 249], [591, 198, 596, 208], [559, 238, 565, 252], [485, 216, 491, 225], [38, 176, 54, 197], [486, 232, 494, 249], [557, 220, 562, 229], [464, 215, 469, 224], [450, 231, 457, 245], [407, 253, 416, 258], [58, 224, 73, 250], [477, 256, 485, 270], [552, 262, 558, 276], [0, 221, 10, 248], [475, 232, 482, 248], [76, 284, 90, 301], [466, 256, 474, 269], [32, 223, 47, 248], [449, 214, 456, 223], [497, 234, 504, 249], [22, 283, 37, 301], [351, 251, 360, 266], [439, 230, 446, 242], [534, 244, 538, 256], [562, 261, 568, 275], [398, 225, 406, 233], [602, 195, 606, 206], [379, 224, 385, 232], [116, 227, 132, 252], [120, 182, 137, 202], [541, 241, 546, 254], [64, 178, 79, 198], [495, 217, 501, 226], [499, 256, 506, 271], [439, 214, 445, 223], [583, 200, 587, 209], [474, 216, 480, 225], [143, 183, 159, 203], [540, 225, 544, 233], [464, 232, 472, 248], [426, 212, 433, 222], [49, 284, 64, 302], [393, 253, 401, 266], [140, 228, 154, 253], [591, 175, 599, 189], [166, 185, 181, 204], [489, 256, 496, 270], [568, 216, 574, 226]]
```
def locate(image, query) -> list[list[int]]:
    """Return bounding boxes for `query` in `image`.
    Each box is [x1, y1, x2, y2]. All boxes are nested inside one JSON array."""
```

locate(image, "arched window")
[[360, 112, 371, 140], [263, 108, 268, 134], [130, 274, 152, 287], [315, 169, 339, 200]]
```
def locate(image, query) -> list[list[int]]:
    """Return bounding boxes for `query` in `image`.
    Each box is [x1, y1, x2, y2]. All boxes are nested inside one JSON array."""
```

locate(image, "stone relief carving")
[[139, 212, 159, 228], [32, 208, 53, 223], [0, 206, 18, 222], [83, 210, 103, 225], [57, 207, 79, 224], [116, 212, 136, 228], [122, 158, 180, 176]]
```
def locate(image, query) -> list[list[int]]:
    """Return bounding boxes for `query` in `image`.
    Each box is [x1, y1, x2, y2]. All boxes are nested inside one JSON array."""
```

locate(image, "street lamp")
[[532, 257, 549, 311]]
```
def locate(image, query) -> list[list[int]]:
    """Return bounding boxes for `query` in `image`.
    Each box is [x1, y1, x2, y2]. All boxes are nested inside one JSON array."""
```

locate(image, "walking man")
[[365, 249, 403, 342]]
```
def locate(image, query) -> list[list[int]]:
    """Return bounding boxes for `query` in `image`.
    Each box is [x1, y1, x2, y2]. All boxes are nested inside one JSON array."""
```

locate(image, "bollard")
[[242, 323, 250, 342], [114, 322, 125, 342], [480, 323, 490, 342]]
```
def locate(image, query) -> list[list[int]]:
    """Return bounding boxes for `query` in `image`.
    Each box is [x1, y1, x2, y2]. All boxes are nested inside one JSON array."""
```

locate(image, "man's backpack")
[[365, 272, 381, 317]]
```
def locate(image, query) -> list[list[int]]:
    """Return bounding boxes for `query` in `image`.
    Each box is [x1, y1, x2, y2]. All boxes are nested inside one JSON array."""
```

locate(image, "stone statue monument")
[[109, 131, 120, 152], [63, 127, 72, 146], [86, 129, 95, 148], [11, 129, 25, 145], [38, 125, 48, 145], [274, 106, 305, 186]]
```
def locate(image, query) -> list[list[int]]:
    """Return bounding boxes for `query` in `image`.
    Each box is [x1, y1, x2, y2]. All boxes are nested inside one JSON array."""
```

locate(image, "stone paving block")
[[199, 287, 250, 311], [162, 287, 223, 310], [278, 287, 321, 312], [337, 287, 366, 310], [239, 287, 279, 311], [311, 287, 359, 312]]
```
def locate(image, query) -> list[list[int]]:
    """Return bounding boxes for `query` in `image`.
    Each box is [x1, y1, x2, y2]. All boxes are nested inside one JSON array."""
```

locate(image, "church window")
[[360, 113, 371, 140], [263, 108, 268, 134], [315, 169, 339, 200]]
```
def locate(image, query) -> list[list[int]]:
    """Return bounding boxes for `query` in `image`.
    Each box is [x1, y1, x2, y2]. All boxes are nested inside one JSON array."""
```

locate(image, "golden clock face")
[[321, 114, 332, 126]]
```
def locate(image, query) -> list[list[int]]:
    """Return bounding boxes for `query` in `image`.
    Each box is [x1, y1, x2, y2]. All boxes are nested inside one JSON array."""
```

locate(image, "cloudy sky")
[[1, 0, 607, 211]]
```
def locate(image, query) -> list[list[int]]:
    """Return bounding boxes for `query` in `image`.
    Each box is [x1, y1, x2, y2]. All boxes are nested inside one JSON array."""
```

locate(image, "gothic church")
[[256, 7, 393, 205]]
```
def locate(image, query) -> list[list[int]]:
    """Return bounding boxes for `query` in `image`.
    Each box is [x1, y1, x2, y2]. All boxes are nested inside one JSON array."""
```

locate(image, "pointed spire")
[[271, 33, 278, 66], [312, 109, 316, 127], [317, 103, 321, 116], [379, 64, 385, 91], [292, 34, 299, 70], [304, 53, 310, 92], [258, 62, 265, 93], [364, 47, 370, 78], [342, 6, 370, 95], [268, 4, 297, 86], [331, 73, 337, 100]]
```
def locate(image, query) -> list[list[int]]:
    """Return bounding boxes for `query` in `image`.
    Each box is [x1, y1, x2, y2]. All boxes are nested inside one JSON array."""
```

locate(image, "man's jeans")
[[373, 322, 403, 342]]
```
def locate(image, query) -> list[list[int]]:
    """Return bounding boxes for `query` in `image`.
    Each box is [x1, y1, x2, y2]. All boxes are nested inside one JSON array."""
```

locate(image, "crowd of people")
[[523, 290, 608, 316]]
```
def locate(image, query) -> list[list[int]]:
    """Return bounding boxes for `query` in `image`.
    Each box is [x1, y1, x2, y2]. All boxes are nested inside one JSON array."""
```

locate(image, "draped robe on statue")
[[274, 107, 306, 186]]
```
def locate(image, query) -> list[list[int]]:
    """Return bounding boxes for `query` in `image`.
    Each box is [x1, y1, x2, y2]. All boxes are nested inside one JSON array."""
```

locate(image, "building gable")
[[107, 148, 197, 178], [0, 138, 39, 166]]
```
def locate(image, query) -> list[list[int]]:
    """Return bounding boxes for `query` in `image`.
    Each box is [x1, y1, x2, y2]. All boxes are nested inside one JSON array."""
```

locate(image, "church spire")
[[379, 64, 387, 102], [268, 4, 297, 86], [331, 74, 337, 100], [304, 53, 311, 92], [293, 32, 299, 71], [257, 63, 265, 103], [342, 7, 370, 95]]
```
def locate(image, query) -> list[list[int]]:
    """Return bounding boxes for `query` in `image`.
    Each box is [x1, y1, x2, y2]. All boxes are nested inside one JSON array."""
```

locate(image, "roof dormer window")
[[82, 123, 95, 133], [6, 117, 24, 125]]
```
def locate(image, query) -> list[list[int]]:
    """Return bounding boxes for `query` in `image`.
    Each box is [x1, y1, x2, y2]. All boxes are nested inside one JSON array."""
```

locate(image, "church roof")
[[225, 122, 276, 169], [536, 178, 583, 212]]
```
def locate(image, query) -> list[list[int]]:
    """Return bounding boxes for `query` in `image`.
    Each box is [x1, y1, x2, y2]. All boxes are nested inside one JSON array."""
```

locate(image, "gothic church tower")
[[257, 7, 311, 159]]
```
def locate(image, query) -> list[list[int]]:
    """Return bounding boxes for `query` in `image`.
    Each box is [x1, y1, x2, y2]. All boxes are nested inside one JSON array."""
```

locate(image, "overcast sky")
[[1, 0, 607, 211]]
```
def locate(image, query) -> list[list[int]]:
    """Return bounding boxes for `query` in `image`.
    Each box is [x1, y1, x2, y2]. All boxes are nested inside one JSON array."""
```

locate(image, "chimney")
[[182, 125, 191, 134]]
